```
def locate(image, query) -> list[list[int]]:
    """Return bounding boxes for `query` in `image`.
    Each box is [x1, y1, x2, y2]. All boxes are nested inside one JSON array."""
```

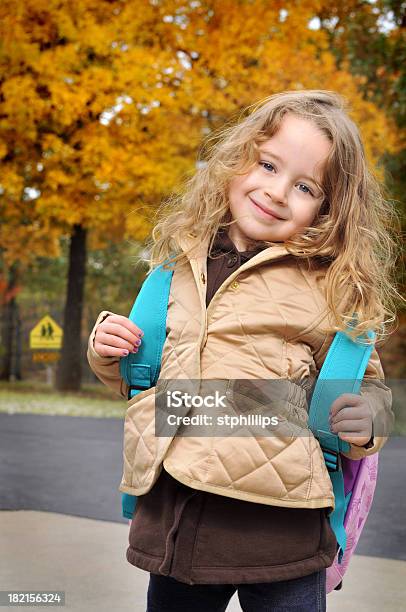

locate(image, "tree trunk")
[[14, 300, 22, 380], [0, 263, 19, 381], [55, 224, 87, 391]]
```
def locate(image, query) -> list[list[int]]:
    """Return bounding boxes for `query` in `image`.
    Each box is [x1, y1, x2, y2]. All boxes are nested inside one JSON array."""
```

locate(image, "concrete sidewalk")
[[1, 511, 404, 612]]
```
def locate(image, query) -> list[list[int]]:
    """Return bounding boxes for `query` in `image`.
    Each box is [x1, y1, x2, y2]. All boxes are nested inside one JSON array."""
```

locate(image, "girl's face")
[[227, 114, 331, 250]]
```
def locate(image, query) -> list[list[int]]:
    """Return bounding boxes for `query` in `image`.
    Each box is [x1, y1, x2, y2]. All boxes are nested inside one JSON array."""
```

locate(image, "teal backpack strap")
[[119, 262, 174, 519], [119, 263, 174, 399], [308, 318, 375, 563], [122, 493, 137, 519]]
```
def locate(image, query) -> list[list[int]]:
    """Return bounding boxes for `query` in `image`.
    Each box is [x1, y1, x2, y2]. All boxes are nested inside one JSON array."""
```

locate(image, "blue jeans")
[[146, 569, 326, 611]]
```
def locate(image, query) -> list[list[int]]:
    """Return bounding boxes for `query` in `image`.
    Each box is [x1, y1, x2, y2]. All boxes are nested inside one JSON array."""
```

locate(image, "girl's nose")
[[263, 179, 288, 205]]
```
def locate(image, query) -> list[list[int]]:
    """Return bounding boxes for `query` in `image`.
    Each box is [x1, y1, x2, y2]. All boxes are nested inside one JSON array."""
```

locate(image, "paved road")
[[0, 413, 405, 560], [1, 511, 405, 611]]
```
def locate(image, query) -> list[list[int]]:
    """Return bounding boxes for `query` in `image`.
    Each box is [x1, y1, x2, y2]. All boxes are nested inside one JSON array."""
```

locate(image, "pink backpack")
[[326, 453, 378, 593], [307, 319, 378, 593]]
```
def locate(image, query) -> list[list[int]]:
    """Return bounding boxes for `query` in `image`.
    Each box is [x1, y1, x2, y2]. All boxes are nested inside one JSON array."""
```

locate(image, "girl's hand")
[[329, 393, 373, 447], [94, 313, 144, 357], [128, 519, 132, 527]]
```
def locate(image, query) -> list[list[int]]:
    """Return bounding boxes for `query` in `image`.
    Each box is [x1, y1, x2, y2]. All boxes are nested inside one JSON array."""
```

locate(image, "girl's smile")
[[248, 196, 285, 221]]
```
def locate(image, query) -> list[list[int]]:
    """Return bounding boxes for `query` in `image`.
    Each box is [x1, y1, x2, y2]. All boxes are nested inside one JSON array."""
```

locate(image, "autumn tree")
[[0, 0, 400, 387], [317, 0, 405, 298]]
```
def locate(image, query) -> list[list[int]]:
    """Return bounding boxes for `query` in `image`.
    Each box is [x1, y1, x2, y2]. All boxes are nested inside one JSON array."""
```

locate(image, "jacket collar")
[[179, 229, 291, 266], [176, 230, 295, 324]]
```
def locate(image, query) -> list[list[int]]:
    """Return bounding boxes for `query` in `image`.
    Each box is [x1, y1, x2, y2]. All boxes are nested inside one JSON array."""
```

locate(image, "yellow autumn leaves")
[[0, 0, 401, 269]]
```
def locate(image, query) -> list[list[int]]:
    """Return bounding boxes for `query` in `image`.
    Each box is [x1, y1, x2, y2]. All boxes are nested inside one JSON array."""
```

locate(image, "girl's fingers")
[[97, 329, 139, 353], [330, 418, 370, 435], [329, 393, 361, 418], [331, 417, 367, 430], [330, 408, 369, 425], [106, 314, 144, 339], [96, 323, 143, 352], [94, 331, 142, 357], [337, 432, 363, 438], [99, 321, 141, 345], [337, 433, 371, 446], [94, 343, 136, 358], [93, 314, 144, 357]]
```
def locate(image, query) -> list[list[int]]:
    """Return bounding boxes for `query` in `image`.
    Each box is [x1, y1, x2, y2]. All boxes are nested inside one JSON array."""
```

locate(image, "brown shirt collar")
[[210, 228, 266, 259]]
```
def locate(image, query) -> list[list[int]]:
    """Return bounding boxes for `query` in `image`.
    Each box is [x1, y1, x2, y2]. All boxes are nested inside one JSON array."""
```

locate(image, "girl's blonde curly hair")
[[143, 89, 404, 345]]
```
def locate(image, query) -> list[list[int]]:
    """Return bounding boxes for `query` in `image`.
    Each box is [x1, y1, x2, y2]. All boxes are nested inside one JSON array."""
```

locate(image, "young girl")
[[87, 90, 397, 611]]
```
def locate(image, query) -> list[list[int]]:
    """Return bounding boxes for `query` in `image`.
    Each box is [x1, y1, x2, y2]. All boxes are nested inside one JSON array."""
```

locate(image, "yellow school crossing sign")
[[30, 315, 63, 350]]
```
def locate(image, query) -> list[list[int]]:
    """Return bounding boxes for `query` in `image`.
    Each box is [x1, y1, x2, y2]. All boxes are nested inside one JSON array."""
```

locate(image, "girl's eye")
[[260, 161, 275, 173], [298, 184, 314, 196], [259, 161, 314, 197]]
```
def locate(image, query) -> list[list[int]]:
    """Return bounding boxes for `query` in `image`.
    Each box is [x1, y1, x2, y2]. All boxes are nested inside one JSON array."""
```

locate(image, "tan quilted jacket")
[[87, 233, 393, 511]]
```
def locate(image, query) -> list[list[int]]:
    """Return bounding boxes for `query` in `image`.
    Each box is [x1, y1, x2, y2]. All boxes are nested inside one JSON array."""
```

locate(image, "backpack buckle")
[[128, 384, 149, 400], [322, 448, 342, 472], [125, 363, 152, 400]]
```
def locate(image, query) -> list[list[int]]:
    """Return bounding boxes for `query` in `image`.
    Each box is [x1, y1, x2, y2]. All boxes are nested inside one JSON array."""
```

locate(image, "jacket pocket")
[[123, 386, 158, 488]]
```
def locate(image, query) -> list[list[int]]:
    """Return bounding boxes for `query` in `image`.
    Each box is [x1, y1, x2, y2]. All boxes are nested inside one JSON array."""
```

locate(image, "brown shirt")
[[126, 228, 337, 585]]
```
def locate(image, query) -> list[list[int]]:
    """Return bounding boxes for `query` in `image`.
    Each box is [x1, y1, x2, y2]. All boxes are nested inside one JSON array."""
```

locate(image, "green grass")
[[0, 380, 125, 418]]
